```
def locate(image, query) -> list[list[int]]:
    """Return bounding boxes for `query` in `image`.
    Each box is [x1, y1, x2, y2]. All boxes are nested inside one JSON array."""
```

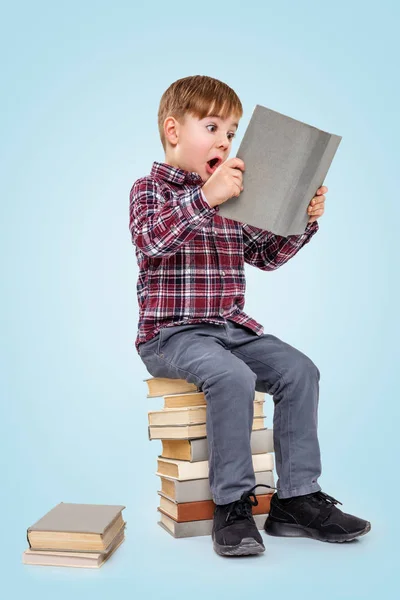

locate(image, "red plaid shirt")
[[129, 161, 319, 354]]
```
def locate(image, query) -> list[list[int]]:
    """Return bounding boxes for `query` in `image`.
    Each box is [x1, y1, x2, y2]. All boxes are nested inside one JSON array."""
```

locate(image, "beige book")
[[144, 377, 266, 401], [22, 529, 125, 569], [149, 416, 265, 440], [156, 452, 274, 481], [163, 390, 265, 408], [27, 503, 126, 552], [161, 427, 273, 461], [149, 400, 264, 426], [144, 377, 198, 397]]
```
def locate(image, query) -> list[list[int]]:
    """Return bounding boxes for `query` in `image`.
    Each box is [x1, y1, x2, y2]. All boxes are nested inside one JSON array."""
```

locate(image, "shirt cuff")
[[304, 220, 319, 235], [200, 188, 219, 212]]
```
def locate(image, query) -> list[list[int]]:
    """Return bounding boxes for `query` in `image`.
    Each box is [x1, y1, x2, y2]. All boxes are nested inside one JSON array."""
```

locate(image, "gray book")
[[27, 502, 126, 552], [158, 510, 269, 538], [162, 428, 274, 462], [159, 469, 275, 503], [218, 104, 342, 236]]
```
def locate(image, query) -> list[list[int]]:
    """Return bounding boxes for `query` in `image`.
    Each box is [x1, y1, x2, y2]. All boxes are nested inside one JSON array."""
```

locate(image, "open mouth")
[[206, 157, 222, 174]]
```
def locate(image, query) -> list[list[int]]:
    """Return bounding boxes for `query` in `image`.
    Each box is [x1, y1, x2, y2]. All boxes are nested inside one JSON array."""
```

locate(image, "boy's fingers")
[[310, 196, 325, 206], [317, 186, 328, 194], [228, 157, 245, 171]]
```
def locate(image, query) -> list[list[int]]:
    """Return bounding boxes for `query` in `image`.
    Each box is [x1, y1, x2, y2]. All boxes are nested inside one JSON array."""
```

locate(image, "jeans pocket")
[[158, 323, 197, 357], [138, 333, 161, 358]]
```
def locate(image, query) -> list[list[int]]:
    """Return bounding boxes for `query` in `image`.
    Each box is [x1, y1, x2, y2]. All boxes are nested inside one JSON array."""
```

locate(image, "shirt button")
[[214, 230, 218, 235], [221, 271, 226, 277]]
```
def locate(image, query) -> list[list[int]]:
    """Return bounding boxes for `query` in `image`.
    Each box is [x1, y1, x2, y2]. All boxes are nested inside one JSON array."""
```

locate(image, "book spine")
[[289, 132, 335, 234], [300, 133, 341, 229]]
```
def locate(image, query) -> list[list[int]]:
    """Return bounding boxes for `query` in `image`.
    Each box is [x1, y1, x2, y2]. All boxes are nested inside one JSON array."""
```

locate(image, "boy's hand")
[[202, 157, 245, 208], [308, 185, 328, 223]]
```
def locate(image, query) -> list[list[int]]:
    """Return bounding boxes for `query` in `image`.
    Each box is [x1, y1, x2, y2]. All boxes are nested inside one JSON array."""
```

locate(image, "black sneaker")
[[212, 484, 272, 556], [264, 491, 371, 543]]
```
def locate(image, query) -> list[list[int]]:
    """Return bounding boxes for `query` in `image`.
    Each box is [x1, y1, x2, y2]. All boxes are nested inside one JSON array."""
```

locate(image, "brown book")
[[27, 503, 126, 552], [149, 400, 264, 426], [163, 390, 265, 408], [22, 529, 125, 569], [144, 377, 198, 398], [158, 491, 272, 522], [149, 416, 265, 440]]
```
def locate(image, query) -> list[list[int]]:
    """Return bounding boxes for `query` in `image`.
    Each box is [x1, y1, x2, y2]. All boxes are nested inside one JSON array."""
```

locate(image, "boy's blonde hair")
[[158, 75, 243, 151]]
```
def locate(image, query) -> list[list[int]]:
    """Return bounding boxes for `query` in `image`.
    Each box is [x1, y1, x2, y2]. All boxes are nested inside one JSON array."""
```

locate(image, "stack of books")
[[22, 502, 126, 568], [145, 377, 275, 538]]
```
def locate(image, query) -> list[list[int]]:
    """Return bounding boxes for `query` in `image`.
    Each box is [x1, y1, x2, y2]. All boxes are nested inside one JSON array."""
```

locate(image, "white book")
[[158, 511, 268, 538], [156, 452, 274, 481]]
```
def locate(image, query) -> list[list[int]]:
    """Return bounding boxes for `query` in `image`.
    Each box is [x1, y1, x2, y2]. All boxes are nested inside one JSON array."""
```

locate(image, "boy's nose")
[[217, 137, 229, 150]]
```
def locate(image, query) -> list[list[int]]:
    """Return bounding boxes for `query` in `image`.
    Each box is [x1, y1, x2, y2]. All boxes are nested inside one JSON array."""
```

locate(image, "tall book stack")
[[145, 377, 275, 538]]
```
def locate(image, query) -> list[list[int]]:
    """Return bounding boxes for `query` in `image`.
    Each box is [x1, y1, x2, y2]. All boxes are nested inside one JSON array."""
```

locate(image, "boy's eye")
[[206, 124, 235, 141]]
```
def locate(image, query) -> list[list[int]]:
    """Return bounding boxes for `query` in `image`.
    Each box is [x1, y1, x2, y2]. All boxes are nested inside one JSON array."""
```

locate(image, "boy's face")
[[164, 111, 239, 182]]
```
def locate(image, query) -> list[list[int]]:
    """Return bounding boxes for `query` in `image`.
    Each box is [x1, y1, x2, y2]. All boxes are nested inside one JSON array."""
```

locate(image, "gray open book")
[[218, 104, 342, 236]]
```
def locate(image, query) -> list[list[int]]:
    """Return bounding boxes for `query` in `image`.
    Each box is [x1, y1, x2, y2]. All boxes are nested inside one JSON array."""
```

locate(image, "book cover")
[[218, 103, 342, 235]]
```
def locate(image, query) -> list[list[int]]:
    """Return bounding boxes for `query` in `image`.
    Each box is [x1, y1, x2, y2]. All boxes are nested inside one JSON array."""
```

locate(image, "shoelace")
[[225, 483, 277, 524], [305, 491, 343, 506]]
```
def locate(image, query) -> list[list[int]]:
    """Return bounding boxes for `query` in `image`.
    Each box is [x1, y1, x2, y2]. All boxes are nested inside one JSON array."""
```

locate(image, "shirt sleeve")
[[242, 220, 319, 270], [129, 178, 218, 258]]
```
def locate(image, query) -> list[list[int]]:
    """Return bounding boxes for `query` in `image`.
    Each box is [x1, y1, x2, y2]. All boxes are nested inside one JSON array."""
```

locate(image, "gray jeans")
[[139, 320, 322, 504]]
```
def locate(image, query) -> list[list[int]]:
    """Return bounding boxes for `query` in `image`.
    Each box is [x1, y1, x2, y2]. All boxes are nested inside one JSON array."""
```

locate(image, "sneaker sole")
[[213, 537, 265, 556], [264, 519, 371, 543]]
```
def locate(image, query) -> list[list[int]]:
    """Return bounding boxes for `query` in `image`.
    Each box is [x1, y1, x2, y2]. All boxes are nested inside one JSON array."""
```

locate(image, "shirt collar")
[[150, 161, 204, 186]]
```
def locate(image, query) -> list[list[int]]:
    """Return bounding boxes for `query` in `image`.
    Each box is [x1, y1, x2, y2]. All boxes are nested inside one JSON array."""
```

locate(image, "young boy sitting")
[[129, 75, 371, 557]]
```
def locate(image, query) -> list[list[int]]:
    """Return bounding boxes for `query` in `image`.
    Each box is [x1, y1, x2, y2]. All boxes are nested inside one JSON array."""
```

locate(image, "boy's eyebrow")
[[206, 114, 239, 130]]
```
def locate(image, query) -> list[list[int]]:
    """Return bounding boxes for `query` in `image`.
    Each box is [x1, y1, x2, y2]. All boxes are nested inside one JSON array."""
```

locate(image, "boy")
[[129, 75, 371, 557]]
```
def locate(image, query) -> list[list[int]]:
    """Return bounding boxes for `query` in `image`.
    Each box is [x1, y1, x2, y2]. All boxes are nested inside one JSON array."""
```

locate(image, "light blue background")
[[1, 1, 399, 598]]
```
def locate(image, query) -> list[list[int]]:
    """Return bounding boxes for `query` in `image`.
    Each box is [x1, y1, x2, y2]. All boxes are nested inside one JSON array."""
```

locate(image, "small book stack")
[[22, 502, 126, 569], [145, 376, 275, 538]]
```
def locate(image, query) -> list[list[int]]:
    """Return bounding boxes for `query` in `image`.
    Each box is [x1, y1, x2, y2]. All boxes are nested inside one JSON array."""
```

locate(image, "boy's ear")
[[164, 116, 179, 146]]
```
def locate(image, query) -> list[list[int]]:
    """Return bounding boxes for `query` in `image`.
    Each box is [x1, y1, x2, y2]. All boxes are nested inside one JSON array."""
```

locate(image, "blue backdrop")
[[1, 1, 398, 598]]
